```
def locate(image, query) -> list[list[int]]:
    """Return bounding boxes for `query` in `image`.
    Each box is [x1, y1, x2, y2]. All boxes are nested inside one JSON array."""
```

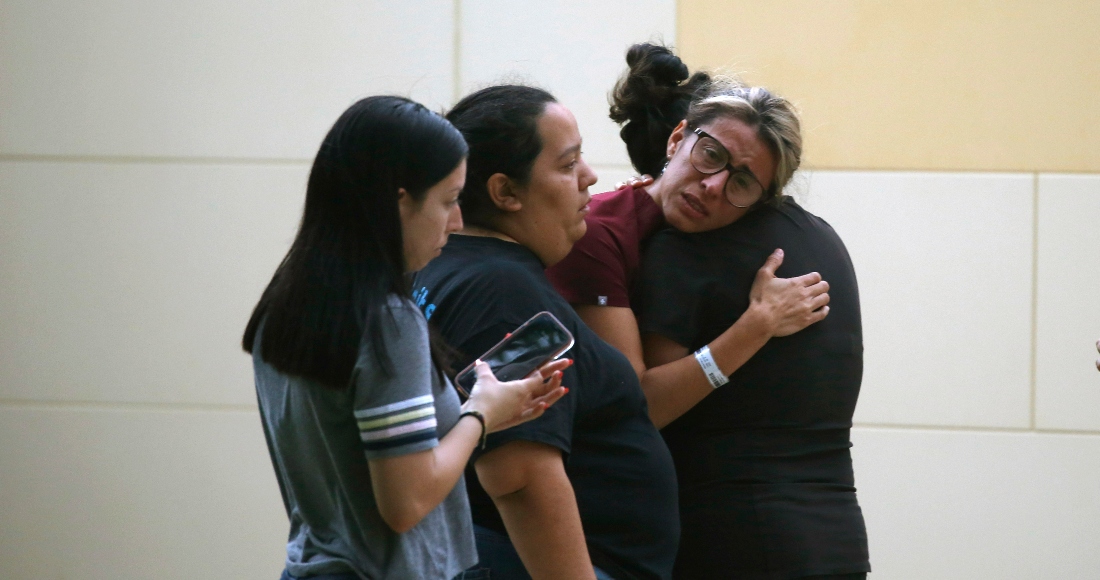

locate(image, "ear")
[[666, 119, 689, 159], [486, 173, 524, 213], [396, 187, 415, 221]]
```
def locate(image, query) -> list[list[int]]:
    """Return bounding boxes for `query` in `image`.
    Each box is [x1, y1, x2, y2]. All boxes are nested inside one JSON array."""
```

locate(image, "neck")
[[647, 175, 670, 205], [457, 225, 518, 244]]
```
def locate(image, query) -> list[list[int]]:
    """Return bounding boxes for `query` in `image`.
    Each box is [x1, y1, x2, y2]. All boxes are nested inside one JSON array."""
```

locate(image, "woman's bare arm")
[[577, 249, 829, 428], [475, 440, 596, 579], [369, 360, 568, 533]]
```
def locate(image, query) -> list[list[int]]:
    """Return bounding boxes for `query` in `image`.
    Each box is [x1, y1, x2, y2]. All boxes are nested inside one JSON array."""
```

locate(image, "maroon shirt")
[[546, 185, 665, 308]]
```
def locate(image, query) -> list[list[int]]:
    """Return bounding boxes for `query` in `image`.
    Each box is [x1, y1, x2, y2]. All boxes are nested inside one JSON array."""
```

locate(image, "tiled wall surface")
[[2, 1, 1098, 579]]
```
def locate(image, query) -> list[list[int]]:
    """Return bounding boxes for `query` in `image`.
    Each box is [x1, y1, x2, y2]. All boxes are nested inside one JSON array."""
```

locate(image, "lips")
[[679, 192, 709, 218]]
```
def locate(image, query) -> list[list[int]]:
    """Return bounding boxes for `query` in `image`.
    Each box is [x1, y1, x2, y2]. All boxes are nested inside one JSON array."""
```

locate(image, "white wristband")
[[694, 345, 729, 388]]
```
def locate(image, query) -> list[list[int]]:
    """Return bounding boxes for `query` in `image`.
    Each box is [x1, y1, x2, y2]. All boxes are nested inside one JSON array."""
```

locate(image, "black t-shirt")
[[637, 198, 870, 579], [413, 235, 680, 580]]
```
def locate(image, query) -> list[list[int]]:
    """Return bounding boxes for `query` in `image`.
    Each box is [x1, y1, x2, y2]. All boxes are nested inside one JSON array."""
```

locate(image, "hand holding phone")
[[462, 358, 571, 433], [454, 311, 575, 398]]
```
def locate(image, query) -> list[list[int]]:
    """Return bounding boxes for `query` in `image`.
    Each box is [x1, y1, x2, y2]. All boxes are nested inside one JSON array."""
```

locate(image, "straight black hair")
[[242, 96, 467, 388], [445, 85, 557, 229]]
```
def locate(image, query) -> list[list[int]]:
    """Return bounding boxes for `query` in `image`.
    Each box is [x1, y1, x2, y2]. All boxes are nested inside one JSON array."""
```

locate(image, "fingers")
[[529, 358, 572, 380], [614, 174, 654, 190], [756, 249, 784, 278], [805, 280, 829, 298], [793, 271, 823, 286], [808, 292, 831, 311]]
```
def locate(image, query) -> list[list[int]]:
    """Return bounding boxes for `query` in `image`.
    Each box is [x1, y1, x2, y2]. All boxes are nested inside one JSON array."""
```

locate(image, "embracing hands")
[[462, 359, 571, 433], [749, 249, 831, 337]]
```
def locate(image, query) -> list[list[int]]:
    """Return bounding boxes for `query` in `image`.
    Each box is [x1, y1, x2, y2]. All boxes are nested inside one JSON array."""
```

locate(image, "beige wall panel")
[[799, 171, 1033, 427], [678, 0, 1100, 172], [0, 406, 286, 579], [1035, 174, 1100, 430], [0, 161, 304, 405], [460, 0, 676, 167], [0, 0, 454, 159], [851, 427, 1100, 578]]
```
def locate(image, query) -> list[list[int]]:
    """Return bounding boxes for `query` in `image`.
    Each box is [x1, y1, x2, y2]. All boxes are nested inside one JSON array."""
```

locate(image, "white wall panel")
[[0, 161, 304, 405], [460, 0, 676, 168], [851, 427, 1100, 579], [0, 405, 286, 580], [800, 172, 1033, 428], [1036, 174, 1100, 430], [0, 0, 454, 159]]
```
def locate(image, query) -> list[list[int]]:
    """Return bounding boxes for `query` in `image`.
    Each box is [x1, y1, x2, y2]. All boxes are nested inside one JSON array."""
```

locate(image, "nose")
[[448, 203, 464, 234], [578, 157, 598, 192], [700, 170, 728, 200]]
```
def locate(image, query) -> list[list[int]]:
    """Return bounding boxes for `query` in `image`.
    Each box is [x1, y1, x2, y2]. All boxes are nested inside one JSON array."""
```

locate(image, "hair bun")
[[625, 43, 689, 87], [611, 43, 710, 176]]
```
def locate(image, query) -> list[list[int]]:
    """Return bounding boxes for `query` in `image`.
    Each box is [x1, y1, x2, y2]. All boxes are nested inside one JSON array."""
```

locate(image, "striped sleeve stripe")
[[360, 417, 437, 442], [356, 395, 438, 455], [354, 394, 434, 420], [362, 430, 438, 453], [357, 406, 434, 431]]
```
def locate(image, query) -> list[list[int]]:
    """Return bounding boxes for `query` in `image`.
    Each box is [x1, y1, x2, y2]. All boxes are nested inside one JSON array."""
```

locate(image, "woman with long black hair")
[[242, 95, 567, 580]]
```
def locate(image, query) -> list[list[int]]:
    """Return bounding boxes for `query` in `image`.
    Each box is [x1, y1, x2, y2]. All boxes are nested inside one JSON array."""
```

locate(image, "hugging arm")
[[578, 249, 829, 428]]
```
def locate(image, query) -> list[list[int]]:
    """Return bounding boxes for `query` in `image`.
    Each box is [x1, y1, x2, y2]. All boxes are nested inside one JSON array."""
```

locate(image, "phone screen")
[[454, 312, 574, 397]]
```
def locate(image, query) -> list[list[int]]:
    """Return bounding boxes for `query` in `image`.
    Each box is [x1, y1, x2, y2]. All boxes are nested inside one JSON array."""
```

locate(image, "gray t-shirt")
[[253, 296, 476, 579]]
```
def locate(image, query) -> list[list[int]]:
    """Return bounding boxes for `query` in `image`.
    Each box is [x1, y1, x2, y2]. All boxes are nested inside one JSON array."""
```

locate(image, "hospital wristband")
[[694, 345, 729, 388]]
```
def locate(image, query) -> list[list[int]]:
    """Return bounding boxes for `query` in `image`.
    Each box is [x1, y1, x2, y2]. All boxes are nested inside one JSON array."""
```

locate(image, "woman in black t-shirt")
[[612, 45, 870, 579], [414, 86, 679, 579]]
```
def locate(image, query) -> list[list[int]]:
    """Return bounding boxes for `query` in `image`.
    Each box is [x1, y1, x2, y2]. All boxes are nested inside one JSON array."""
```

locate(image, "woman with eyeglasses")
[[545, 45, 829, 430], [548, 44, 870, 578]]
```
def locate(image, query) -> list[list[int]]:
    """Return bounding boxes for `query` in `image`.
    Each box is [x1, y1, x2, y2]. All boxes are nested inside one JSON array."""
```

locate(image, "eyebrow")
[[556, 142, 582, 160]]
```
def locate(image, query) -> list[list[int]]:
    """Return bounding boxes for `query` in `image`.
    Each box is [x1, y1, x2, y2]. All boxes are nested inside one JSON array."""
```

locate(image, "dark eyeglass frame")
[[690, 127, 767, 209]]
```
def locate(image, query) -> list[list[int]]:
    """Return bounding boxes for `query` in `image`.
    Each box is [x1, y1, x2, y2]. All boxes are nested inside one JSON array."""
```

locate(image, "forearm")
[[370, 414, 483, 533], [492, 468, 595, 579], [641, 306, 772, 428]]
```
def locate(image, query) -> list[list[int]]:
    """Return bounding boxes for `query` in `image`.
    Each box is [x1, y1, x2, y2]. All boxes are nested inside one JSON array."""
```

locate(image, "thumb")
[[473, 360, 497, 384], [758, 249, 784, 278]]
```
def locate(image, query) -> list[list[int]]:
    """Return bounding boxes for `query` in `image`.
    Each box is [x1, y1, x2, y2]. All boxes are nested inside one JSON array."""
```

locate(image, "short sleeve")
[[636, 230, 705, 348], [352, 298, 439, 459], [547, 220, 630, 307]]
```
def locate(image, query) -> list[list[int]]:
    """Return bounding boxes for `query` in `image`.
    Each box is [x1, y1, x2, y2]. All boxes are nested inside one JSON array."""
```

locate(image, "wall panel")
[[678, 0, 1100, 172], [460, 0, 676, 167], [0, 0, 455, 159], [0, 161, 304, 405], [0, 406, 286, 580], [800, 171, 1033, 428], [851, 427, 1100, 579], [1035, 174, 1100, 430]]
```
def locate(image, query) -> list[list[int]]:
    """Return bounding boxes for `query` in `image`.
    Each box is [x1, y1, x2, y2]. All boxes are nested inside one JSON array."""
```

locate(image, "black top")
[[637, 198, 870, 579], [413, 235, 680, 580]]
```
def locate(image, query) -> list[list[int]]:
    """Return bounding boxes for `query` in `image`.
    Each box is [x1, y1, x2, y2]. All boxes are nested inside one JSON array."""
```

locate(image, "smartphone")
[[453, 311, 574, 398]]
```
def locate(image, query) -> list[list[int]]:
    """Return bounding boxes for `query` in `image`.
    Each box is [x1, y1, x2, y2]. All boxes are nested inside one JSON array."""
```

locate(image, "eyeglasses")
[[689, 127, 766, 208]]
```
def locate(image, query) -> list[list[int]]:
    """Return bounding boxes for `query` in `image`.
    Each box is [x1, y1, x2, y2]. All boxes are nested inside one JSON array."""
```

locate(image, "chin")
[[570, 219, 588, 241]]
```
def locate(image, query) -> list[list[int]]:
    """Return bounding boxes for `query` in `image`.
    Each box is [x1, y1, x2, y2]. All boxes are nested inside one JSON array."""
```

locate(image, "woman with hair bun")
[[548, 44, 871, 578], [243, 95, 569, 580]]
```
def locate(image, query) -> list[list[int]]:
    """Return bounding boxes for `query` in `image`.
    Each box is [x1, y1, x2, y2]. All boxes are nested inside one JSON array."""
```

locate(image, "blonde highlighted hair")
[[685, 80, 803, 206]]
